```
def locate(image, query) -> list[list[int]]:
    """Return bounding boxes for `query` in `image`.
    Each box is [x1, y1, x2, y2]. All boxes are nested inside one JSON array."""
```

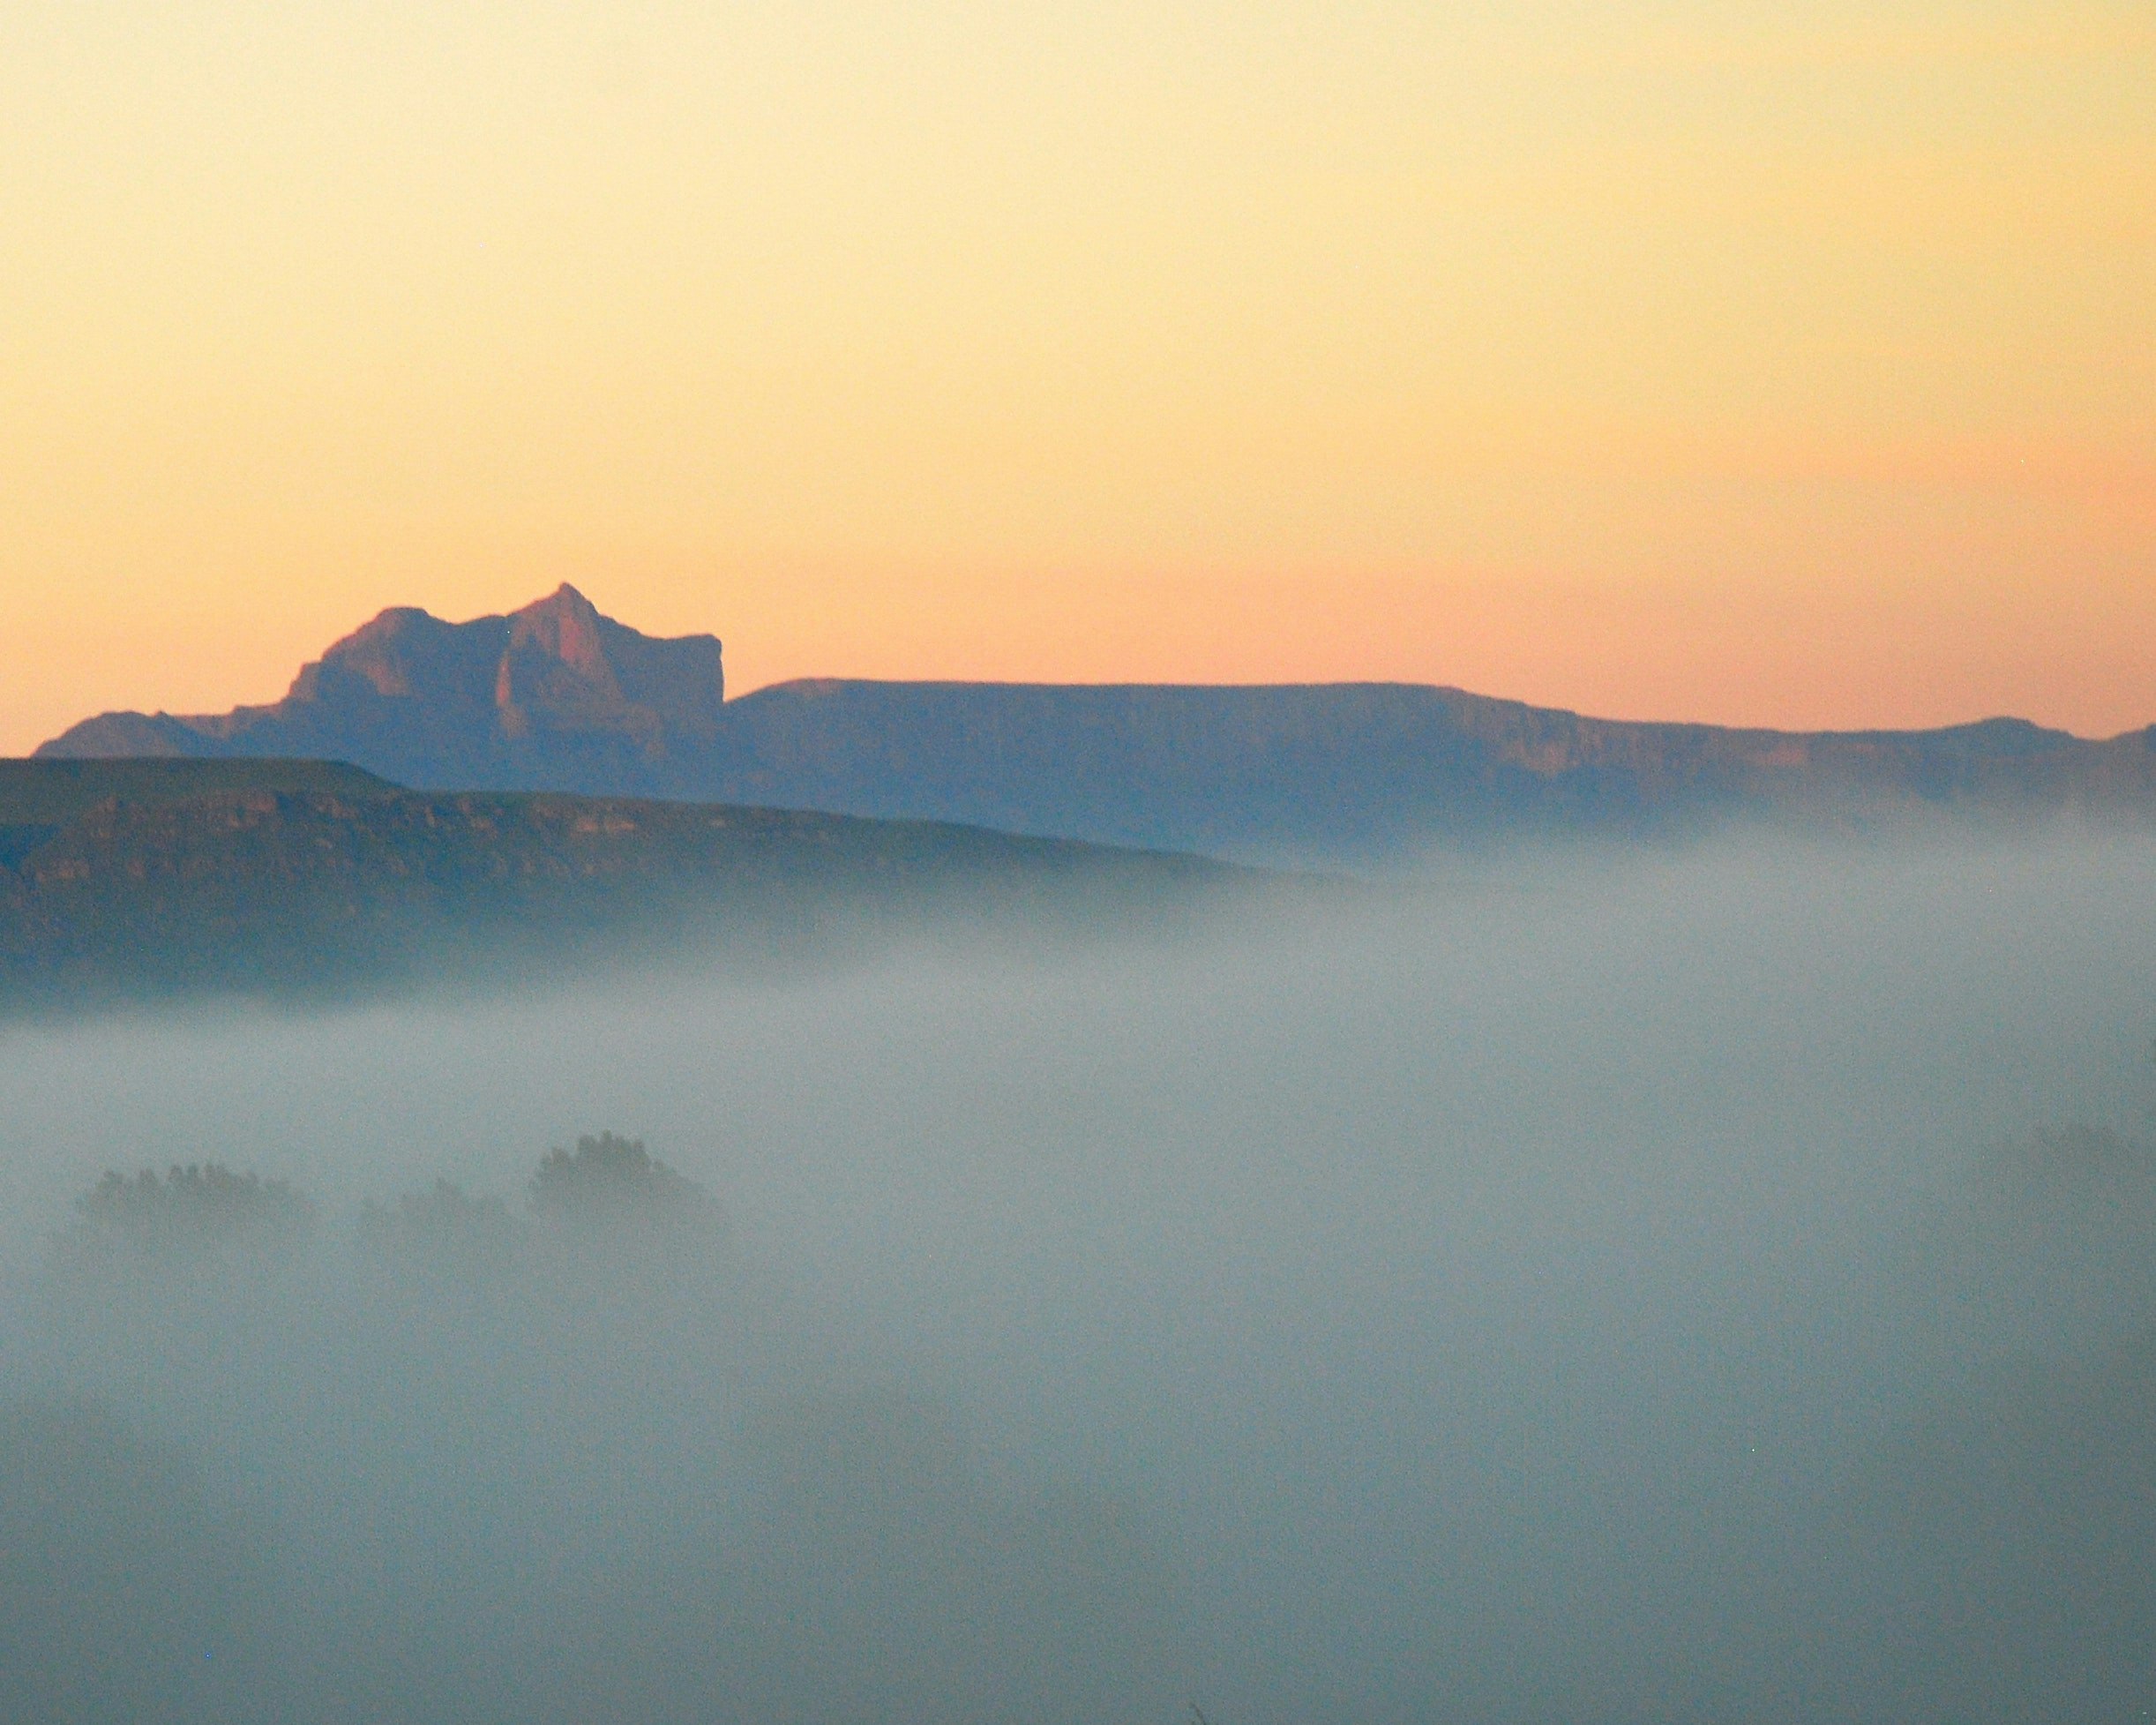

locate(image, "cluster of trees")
[[12, 1128, 1176, 1725], [530, 1130, 711, 1222], [69, 1163, 314, 1258], [59, 1132, 720, 1272]]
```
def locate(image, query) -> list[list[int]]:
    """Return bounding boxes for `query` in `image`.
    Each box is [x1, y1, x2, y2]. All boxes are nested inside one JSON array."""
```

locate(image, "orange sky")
[[3, 0, 2151, 751]]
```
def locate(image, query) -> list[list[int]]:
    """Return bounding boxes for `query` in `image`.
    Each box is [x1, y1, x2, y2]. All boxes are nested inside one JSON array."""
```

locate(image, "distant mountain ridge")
[[39, 587, 2156, 863]]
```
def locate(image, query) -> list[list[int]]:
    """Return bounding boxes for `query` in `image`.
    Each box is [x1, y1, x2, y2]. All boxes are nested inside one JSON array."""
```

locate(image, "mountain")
[[39, 588, 2156, 864], [692, 682, 2156, 862], [0, 761, 1239, 1010], [44, 585, 726, 794]]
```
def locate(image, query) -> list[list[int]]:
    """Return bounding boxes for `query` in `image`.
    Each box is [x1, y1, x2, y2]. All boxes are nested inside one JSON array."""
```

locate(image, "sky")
[[2, 0, 2151, 752]]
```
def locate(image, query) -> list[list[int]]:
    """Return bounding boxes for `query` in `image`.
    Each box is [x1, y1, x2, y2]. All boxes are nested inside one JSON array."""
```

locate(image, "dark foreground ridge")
[[0, 756, 397, 840], [0, 759, 1243, 1012], [40, 585, 2156, 863]]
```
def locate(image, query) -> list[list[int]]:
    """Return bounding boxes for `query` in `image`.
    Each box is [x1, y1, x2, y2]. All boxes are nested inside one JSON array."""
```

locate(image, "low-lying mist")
[[4, 828, 2155, 1723]]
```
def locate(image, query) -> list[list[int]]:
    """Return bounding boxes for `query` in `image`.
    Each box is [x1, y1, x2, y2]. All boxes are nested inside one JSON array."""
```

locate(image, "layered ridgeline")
[[0, 759, 1235, 1009], [41, 584, 2156, 864]]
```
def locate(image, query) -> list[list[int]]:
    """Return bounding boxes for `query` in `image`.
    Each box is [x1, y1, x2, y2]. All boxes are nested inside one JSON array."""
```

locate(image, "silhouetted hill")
[[43, 585, 725, 793], [40, 589, 2156, 863], [0, 757, 395, 826], [701, 682, 2156, 860], [0, 759, 399, 871], [0, 763, 1240, 1010]]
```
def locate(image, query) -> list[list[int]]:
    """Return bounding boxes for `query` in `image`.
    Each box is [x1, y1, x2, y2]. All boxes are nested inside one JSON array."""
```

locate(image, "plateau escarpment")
[[39, 587, 2156, 864]]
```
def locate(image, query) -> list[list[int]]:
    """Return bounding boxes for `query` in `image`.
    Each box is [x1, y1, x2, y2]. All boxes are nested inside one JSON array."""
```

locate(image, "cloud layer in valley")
[[3, 828, 2154, 1722]]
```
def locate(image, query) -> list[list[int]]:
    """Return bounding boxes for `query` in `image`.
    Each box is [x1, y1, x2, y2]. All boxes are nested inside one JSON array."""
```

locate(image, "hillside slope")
[[0, 759, 399, 871], [0, 764, 1238, 1009]]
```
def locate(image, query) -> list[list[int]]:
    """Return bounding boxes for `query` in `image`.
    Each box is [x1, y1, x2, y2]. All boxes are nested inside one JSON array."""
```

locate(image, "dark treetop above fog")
[[39, 585, 2156, 865]]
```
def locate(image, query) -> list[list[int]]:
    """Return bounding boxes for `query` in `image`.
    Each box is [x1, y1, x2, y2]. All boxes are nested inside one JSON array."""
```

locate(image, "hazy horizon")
[[4, 0, 2151, 753], [28, 574, 2156, 747]]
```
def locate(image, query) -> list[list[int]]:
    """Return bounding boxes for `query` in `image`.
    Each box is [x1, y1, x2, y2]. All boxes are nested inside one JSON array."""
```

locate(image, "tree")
[[64, 1163, 314, 1261], [528, 1132, 714, 1229]]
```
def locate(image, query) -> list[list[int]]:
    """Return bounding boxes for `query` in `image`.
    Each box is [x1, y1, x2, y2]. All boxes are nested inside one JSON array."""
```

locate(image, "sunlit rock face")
[[40, 585, 727, 793], [491, 585, 727, 749]]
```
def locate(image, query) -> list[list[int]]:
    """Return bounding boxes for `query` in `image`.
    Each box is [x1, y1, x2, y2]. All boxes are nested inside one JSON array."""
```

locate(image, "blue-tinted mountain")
[[39, 586, 2156, 863], [45, 585, 726, 794]]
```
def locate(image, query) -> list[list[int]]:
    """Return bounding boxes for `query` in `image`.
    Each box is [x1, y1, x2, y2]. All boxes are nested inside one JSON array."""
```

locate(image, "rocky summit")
[[41, 585, 725, 794], [38, 589, 2156, 865]]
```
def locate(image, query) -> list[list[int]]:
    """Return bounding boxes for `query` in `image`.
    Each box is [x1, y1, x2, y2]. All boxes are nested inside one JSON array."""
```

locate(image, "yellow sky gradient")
[[3, 0, 2150, 750]]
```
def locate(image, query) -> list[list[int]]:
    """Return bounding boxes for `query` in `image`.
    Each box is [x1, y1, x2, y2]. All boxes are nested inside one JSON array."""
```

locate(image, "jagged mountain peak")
[[520, 581, 599, 615], [39, 589, 726, 787], [281, 589, 721, 721], [502, 583, 617, 694]]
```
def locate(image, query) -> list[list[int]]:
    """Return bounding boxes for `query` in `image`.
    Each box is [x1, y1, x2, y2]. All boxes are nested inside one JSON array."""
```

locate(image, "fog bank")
[[4, 829, 2154, 1721]]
